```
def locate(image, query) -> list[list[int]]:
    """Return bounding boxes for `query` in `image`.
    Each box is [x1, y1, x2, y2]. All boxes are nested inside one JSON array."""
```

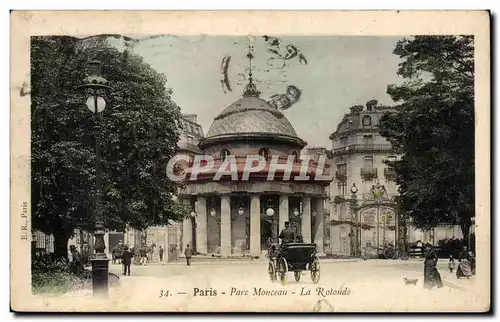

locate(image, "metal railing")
[[360, 167, 378, 179], [361, 192, 398, 203], [335, 171, 347, 181], [332, 144, 393, 155], [383, 167, 396, 179]]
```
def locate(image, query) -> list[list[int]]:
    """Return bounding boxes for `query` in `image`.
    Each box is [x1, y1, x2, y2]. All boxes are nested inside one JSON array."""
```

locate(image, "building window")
[[292, 151, 299, 163], [258, 148, 270, 160], [364, 156, 373, 169], [362, 115, 372, 127], [220, 149, 230, 162], [338, 181, 347, 196], [336, 163, 347, 181], [340, 136, 348, 146]]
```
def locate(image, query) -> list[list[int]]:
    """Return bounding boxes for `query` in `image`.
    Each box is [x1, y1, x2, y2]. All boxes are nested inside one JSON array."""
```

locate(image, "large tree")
[[379, 36, 474, 239], [31, 36, 188, 259]]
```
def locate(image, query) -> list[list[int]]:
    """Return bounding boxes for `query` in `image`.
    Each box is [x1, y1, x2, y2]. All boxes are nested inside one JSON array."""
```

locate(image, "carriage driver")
[[279, 221, 296, 245]]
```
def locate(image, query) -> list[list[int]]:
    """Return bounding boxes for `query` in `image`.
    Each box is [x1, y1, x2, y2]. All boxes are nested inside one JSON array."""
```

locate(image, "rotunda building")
[[179, 82, 332, 257]]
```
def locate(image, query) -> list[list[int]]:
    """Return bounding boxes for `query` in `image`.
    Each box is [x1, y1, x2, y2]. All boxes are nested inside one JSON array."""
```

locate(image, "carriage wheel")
[[310, 256, 320, 284], [384, 248, 395, 260], [278, 257, 288, 285], [268, 260, 277, 282], [294, 271, 301, 282]]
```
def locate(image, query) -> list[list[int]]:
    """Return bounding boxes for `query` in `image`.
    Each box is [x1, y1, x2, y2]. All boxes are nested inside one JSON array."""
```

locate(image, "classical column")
[[301, 197, 312, 243], [196, 196, 208, 254], [182, 199, 192, 256], [250, 195, 261, 257], [314, 198, 325, 254], [279, 195, 289, 233], [220, 195, 232, 257]]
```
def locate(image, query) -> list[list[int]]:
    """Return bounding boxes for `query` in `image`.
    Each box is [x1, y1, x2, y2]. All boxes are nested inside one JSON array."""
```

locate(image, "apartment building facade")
[[328, 101, 462, 257]]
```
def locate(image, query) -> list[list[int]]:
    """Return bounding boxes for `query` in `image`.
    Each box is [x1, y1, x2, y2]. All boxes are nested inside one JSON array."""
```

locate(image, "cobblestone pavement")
[[31, 259, 488, 312]]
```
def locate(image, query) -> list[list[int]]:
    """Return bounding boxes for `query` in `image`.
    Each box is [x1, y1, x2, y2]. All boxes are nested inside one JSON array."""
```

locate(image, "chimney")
[[182, 114, 198, 123]]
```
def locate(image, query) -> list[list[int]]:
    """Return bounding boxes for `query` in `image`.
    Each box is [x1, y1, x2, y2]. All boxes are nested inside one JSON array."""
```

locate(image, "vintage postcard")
[[10, 11, 490, 312]]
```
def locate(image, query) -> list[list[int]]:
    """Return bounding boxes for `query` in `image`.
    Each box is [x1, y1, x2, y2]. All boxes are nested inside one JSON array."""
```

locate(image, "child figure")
[[448, 254, 456, 273]]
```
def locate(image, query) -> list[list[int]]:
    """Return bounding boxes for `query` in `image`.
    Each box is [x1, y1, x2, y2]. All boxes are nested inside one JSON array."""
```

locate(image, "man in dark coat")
[[139, 245, 148, 266], [159, 246, 164, 264], [279, 221, 295, 244], [121, 245, 133, 276], [69, 245, 84, 276], [184, 244, 193, 266]]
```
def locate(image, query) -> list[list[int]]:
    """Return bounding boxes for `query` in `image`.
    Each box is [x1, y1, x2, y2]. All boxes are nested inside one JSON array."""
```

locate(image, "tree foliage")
[[379, 36, 474, 237], [31, 36, 189, 257]]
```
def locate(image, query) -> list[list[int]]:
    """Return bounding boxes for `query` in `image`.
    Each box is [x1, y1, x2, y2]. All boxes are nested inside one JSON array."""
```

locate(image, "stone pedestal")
[[90, 258, 110, 297]]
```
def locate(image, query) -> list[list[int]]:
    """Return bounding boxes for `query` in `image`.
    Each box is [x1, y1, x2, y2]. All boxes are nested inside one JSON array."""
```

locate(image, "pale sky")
[[112, 35, 405, 148]]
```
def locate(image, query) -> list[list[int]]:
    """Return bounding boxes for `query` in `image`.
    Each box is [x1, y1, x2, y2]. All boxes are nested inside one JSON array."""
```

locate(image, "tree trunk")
[[460, 223, 470, 239], [53, 229, 73, 260], [460, 223, 471, 247]]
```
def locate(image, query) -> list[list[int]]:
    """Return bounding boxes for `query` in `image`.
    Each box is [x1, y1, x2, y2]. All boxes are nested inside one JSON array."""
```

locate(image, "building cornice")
[[329, 127, 382, 140], [199, 132, 307, 149]]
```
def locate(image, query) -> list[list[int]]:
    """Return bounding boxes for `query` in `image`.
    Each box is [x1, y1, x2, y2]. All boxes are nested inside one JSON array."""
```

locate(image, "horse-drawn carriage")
[[111, 244, 125, 264], [267, 243, 320, 285]]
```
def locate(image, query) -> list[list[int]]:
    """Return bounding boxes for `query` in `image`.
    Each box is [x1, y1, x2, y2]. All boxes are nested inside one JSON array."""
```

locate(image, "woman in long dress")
[[423, 244, 444, 289], [456, 246, 473, 279], [469, 251, 476, 275]]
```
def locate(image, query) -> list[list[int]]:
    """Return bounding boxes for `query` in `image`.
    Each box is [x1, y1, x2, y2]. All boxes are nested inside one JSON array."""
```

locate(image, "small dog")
[[404, 278, 419, 285]]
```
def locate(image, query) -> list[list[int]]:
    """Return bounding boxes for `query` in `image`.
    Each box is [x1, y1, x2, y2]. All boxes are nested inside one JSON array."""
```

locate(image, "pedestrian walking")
[[140, 245, 148, 266], [184, 244, 193, 266], [423, 244, 443, 289], [159, 246, 164, 264], [456, 246, 473, 279], [448, 254, 456, 273], [121, 245, 133, 276], [468, 251, 476, 275], [69, 245, 84, 276]]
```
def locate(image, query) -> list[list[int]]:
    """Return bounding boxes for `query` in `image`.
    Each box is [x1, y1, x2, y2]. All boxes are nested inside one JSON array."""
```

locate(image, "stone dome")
[[204, 95, 306, 145]]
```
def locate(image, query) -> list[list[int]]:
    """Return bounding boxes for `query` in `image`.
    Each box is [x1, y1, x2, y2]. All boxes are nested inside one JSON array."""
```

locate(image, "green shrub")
[[31, 258, 88, 295]]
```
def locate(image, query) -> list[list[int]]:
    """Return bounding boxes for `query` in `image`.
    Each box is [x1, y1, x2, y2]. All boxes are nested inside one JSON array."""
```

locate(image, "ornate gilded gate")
[[358, 206, 397, 254]]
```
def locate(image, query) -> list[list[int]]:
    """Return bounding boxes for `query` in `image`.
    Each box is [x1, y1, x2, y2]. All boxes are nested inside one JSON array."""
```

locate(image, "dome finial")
[[243, 37, 260, 97]]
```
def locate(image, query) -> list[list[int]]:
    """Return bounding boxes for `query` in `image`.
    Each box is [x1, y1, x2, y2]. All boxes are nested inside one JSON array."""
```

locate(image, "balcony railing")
[[362, 192, 398, 203], [332, 144, 393, 155], [360, 168, 378, 180], [335, 171, 347, 181], [384, 167, 396, 180]]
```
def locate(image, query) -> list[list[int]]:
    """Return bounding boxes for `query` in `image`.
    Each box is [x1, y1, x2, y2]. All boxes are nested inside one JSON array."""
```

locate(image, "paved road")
[[31, 259, 487, 312], [100, 259, 487, 312]]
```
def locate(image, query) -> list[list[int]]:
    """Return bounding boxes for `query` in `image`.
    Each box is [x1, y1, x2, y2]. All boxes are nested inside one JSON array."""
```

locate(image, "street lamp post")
[[78, 60, 111, 297]]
